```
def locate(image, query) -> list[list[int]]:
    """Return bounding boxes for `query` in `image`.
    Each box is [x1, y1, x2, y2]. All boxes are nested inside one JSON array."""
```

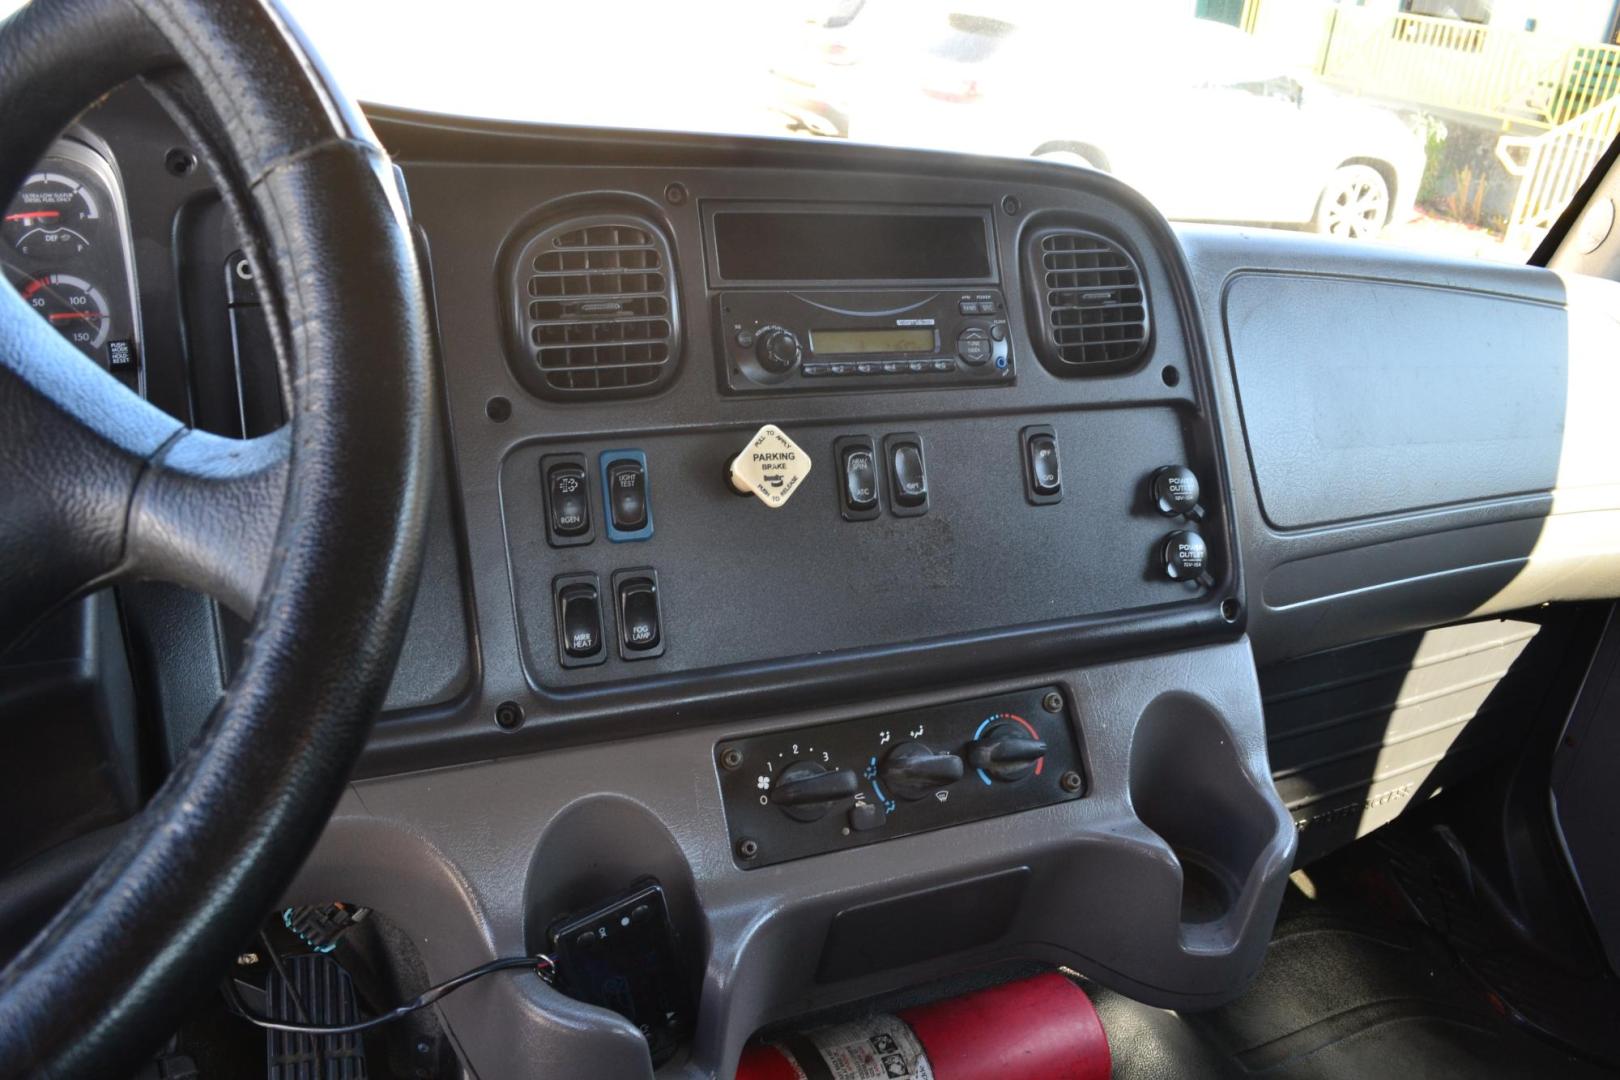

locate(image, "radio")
[[718, 289, 1013, 393], [705, 202, 1016, 394]]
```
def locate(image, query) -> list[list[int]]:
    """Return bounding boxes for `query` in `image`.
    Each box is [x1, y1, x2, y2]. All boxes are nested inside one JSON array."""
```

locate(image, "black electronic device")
[[716, 288, 1013, 393], [705, 201, 1014, 394], [716, 686, 1084, 869], [547, 879, 693, 1066]]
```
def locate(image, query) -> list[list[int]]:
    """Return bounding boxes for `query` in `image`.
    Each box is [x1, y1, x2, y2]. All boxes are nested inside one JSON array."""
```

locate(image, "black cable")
[[224, 955, 554, 1037]]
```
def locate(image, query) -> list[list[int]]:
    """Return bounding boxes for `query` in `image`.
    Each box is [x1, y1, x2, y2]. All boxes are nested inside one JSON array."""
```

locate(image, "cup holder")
[[1129, 692, 1277, 946]]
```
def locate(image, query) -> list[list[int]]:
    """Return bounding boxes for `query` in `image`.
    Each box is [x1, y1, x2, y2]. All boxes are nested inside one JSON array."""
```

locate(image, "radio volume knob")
[[755, 326, 802, 375]]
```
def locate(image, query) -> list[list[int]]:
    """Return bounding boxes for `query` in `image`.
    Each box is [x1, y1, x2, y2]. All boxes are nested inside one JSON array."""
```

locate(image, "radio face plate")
[[717, 289, 1014, 394]]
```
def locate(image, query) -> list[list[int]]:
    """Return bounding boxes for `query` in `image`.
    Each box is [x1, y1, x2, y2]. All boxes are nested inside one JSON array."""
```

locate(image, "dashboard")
[[7, 80, 1620, 1080]]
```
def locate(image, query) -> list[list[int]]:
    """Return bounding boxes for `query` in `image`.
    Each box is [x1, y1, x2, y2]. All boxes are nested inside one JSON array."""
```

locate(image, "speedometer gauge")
[[22, 274, 112, 353], [3, 172, 99, 258]]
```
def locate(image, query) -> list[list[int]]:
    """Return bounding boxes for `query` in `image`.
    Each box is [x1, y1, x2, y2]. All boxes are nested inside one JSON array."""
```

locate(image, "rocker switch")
[[614, 572, 665, 659], [1028, 435, 1061, 496], [559, 584, 602, 658], [607, 460, 648, 532], [844, 448, 878, 513], [548, 464, 590, 537], [884, 434, 929, 516]]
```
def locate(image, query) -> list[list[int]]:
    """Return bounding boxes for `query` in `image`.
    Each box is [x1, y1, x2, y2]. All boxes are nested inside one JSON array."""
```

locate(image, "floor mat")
[[1091, 848, 1618, 1080]]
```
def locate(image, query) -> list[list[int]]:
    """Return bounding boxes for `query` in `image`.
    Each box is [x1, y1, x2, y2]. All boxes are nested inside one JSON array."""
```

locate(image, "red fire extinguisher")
[[735, 972, 1110, 1080]]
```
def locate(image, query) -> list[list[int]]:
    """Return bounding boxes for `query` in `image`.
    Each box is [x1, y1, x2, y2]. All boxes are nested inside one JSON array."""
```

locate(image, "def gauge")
[[22, 274, 112, 354], [3, 172, 99, 258]]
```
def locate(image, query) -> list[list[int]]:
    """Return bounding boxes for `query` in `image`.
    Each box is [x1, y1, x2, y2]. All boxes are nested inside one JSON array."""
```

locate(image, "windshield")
[[47, 0, 1620, 260]]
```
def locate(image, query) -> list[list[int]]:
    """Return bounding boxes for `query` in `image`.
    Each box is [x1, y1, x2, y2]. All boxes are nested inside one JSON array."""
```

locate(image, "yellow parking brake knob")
[[728, 424, 812, 508]]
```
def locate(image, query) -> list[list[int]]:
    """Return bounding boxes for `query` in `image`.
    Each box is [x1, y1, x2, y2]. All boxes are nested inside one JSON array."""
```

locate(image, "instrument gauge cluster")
[[3, 139, 142, 391]]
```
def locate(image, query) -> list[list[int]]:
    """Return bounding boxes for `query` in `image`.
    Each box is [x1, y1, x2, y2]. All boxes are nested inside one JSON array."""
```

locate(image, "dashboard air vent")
[[1027, 227, 1150, 375], [511, 213, 680, 399]]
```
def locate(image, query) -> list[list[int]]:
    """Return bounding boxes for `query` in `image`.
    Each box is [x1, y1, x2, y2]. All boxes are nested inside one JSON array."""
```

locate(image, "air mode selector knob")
[[755, 326, 802, 375], [967, 723, 1048, 783], [770, 760, 859, 823], [879, 741, 965, 801]]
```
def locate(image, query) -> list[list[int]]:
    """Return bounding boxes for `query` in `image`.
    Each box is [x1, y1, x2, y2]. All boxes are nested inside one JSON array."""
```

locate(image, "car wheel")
[[1036, 149, 1106, 172], [1314, 164, 1390, 240]]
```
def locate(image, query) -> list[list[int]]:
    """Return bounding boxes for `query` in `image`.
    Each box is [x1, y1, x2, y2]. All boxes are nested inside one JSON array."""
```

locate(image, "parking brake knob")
[[727, 423, 812, 508]]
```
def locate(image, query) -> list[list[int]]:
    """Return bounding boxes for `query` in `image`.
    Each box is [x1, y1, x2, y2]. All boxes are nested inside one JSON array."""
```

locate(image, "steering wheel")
[[0, 0, 433, 1073]]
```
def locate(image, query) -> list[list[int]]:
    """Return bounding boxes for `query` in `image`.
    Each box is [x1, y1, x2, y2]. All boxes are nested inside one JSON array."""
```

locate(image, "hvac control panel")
[[717, 686, 1084, 869]]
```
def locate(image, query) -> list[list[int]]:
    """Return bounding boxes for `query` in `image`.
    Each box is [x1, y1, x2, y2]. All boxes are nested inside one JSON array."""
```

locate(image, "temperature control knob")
[[966, 724, 1048, 783], [879, 741, 965, 801], [770, 761, 859, 822], [755, 326, 802, 375]]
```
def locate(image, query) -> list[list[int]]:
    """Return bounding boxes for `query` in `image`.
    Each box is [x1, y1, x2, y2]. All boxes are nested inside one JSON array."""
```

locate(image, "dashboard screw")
[[495, 701, 524, 730], [664, 182, 688, 205], [164, 147, 197, 177], [1042, 691, 1064, 714], [737, 838, 759, 860], [720, 747, 744, 771], [1001, 195, 1021, 216], [1060, 770, 1084, 794]]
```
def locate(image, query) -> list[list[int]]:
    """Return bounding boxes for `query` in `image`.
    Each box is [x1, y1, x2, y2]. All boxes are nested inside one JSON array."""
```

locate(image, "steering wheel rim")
[[0, 1, 434, 1074]]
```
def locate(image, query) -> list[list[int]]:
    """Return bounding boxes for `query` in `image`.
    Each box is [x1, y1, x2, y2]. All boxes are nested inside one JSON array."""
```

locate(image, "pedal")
[[264, 952, 369, 1080]]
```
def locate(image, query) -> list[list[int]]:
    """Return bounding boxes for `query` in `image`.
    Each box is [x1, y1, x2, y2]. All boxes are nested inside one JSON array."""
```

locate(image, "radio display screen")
[[713, 211, 991, 281], [809, 327, 936, 355]]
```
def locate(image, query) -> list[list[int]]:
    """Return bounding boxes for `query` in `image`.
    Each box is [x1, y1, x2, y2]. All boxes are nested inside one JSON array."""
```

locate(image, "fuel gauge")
[[4, 171, 99, 258]]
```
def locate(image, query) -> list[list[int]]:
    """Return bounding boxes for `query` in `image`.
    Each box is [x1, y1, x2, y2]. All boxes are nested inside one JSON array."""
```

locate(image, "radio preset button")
[[829, 362, 852, 376], [930, 359, 955, 373], [802, 363, 828, 377]]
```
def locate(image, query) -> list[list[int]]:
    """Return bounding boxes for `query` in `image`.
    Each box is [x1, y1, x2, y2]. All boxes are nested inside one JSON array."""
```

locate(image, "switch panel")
[[612, 568, 665, 659], [834, 435, 880, 521], [883, 432, 929, 516], [541, 453, 594, 547], [553, 574, 606, 668], [1020, 425, 1062, 505], [600, 450, 653, 541], [716, 685, 1083, 869]]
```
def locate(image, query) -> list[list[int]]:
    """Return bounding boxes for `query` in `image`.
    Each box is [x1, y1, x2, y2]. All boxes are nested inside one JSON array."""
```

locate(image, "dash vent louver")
[[1027, 226, 1150, 375], [511, 213, 680, 399]]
